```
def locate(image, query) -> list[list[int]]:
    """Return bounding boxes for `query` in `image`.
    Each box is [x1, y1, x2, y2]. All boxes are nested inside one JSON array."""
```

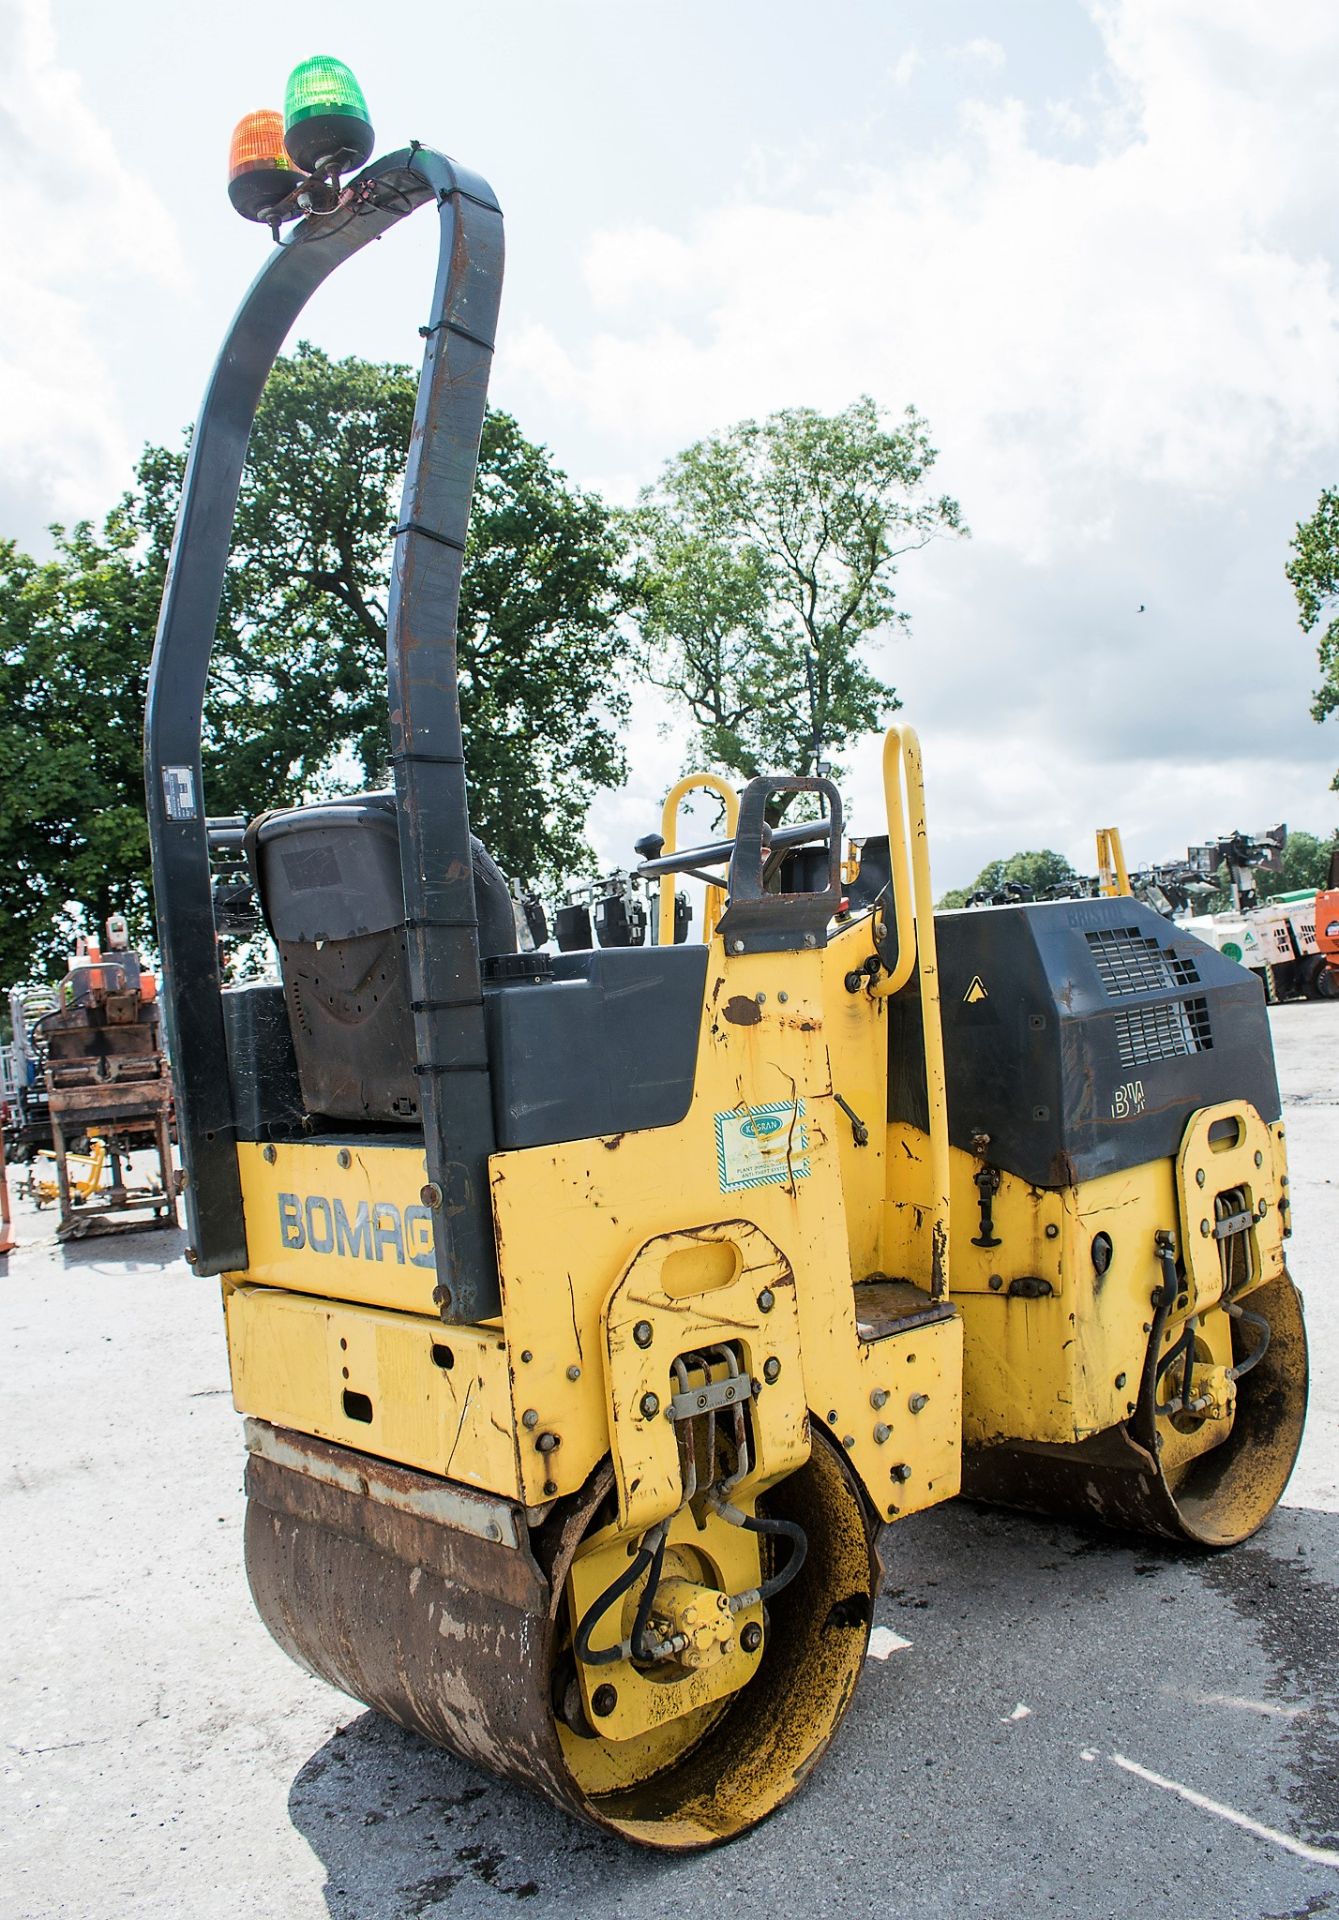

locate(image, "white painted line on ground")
[[866, 1626, 913, 1659], [1110, 1753, 1339, 1869], [1190, 1690, 1307, 1721], [1003, 1703, 1032, 1722]]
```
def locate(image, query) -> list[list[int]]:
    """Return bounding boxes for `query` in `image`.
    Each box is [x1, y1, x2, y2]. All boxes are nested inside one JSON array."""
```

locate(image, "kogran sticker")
[[715, 1101, 810, 1192]]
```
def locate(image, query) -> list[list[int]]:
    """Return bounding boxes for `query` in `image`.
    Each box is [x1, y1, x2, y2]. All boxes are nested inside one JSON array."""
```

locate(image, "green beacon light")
[[283, 56, 374, 178]]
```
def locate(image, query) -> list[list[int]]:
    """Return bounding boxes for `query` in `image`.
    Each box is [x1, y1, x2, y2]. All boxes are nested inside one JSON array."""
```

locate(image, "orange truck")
[[1317, 848, 1339, 998]]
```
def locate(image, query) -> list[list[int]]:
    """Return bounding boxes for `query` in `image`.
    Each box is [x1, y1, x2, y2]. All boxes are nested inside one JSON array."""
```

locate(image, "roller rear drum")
[[244, 1423, 878, 1850]]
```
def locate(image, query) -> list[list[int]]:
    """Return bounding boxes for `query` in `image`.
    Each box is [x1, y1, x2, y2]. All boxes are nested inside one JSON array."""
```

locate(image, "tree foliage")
[[632, 397, 966, 792], [937, 849, 1075, 911], [0, 346, 629, 983], [1288, 489, 1339, 786]]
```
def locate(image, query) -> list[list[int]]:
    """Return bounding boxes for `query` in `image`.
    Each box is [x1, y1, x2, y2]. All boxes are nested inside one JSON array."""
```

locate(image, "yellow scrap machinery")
[[144, 77, 1307, 1850]]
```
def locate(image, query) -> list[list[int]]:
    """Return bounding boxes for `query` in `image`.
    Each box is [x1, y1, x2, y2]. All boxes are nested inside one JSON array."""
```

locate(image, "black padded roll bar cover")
[[715, 776, 844, 954], [143, 148, 503, 1286]]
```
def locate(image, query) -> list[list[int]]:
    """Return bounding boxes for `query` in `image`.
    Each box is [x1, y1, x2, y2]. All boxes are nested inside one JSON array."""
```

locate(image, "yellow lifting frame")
[[657, 773, 740, 947], [1096, 826, 1132, 897], [872, 725, 952, 1299]]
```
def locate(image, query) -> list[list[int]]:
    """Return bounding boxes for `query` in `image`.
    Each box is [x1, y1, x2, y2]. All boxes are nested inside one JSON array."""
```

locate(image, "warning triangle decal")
[[963, 976, 988, 1004]]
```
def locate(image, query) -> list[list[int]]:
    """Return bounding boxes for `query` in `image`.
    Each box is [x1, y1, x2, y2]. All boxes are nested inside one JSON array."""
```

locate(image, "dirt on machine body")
[[143, 66, 1309, 1852]]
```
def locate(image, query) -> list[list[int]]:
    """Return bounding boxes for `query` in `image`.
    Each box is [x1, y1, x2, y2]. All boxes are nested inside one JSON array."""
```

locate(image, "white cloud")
[[956, 36, 1006, 69], [499, 1, 1339, 881], [0, 0, 185, 537], [889, 47, 922, 89]]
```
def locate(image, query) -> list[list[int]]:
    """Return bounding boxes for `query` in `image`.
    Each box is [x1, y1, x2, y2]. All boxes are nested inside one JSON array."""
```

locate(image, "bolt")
[[433, 1285, 453, 1311], [909, 1393, 928, 1413], [520, 1349, 533, 1364], [522, 1408, 539, 1429], [543, 1478, 558, 1497], [804, 933, 817, 948], [778, 991, 789, 1004], [1195, 1167, 1206, 1187], [741, 1621, 763, 1654], [337, 1148, 351, 1170], [184, 1245, 198, 1264], [567, 1364, 581, 1381], [763, 1357, 781, 1383], [640, 1392, 660, 1419], [874, 1422, 891, 1444], [731, 939, 745, 954], [755, 992, 767, 1004], [633, 1320, 654, 1349], [1281, 1174, 1289, 1187], [842, 1434, 855, 1449], [827, 1409, 838, 1424], [591, 1684, 618, 1717], [1254, 1151, 1264, 1168], [1200, 1219, 1211, 1237], [870, 1388, 889, 1409], [1045, 1223, 1059, 1240], [421, 1182, 442, 1209], [988, 1274, 1003, 1291], [262, 1145, 277, 1164], [1114, 1372, 1127, 1390], [1258, 1198, 1269, 1218], [536, 1431, 560, 1453], [757, 1288, 775, 1313], [891, 1463, 912, 1483], [697, 1393, 709, 1409]]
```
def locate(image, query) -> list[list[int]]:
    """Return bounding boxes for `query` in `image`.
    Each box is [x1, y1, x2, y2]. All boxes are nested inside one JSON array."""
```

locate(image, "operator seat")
[[247, 791, 516, 1125]]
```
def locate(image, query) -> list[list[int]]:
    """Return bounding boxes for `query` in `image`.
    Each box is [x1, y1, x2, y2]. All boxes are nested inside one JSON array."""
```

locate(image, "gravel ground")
[[2, 1005, 1336, 1920]]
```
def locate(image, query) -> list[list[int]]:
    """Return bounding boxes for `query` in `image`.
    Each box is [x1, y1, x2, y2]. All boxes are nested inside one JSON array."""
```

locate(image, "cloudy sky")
[[5, 0, 1339, 890]]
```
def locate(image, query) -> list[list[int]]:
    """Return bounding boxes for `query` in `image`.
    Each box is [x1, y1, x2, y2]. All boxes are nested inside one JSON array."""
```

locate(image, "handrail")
[[1096, 826, 1132, 897], [658, 774, 739, 946], [872, 725, 951, 1300]]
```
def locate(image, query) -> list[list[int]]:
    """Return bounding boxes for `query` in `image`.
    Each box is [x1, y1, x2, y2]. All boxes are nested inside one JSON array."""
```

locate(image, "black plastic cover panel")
[[484, 947, 707, 1148], [888, 897, 1280, 1187]]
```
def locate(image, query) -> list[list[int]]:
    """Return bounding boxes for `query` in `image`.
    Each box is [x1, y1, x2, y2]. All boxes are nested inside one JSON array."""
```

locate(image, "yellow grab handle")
[[874, 726, 951, 1300], [657, 773, 740, 946]]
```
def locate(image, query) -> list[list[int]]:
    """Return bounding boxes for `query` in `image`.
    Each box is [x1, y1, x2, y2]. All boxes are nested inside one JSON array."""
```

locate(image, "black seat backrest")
[[247, 792, 516, 1125]]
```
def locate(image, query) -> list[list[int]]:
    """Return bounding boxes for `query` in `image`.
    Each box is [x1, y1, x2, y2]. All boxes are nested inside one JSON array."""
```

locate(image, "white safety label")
[[714, 1101, 810, 1193], [162, 765, 197, 820]]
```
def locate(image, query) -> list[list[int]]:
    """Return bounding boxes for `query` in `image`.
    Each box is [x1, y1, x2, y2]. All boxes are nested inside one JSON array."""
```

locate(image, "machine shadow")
[[287, 1711, 670, 1920], [286, 1497, 1339, 1920], [55, 1220, 187, 1271]]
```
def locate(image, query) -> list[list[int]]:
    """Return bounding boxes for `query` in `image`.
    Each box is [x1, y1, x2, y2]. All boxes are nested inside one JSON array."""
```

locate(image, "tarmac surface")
[[3, 1003, 1338, 1919]]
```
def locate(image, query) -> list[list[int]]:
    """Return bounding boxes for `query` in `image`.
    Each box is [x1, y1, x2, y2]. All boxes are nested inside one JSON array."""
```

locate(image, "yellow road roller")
[[144, 72, 1307, 1850]]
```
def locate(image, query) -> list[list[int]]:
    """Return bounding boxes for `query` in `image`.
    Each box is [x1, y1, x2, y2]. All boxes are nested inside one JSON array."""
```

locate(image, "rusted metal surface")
[[243, 1421, 524, 1551], [242, 1424, 880, 1849], [41, 999, 179, 1239]]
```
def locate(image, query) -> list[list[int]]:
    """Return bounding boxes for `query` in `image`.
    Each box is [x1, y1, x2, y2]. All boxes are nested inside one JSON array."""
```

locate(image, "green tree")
[[0, 521, 161, 981], [938, 848, 1075, 911], [632, 397, 966, 796], [0, 347, 630, 984], [1288, 490, 1339, 781]]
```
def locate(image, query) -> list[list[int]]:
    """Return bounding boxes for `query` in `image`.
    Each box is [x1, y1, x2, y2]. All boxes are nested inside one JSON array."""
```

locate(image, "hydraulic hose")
[[573, 1534, 659, 1667]]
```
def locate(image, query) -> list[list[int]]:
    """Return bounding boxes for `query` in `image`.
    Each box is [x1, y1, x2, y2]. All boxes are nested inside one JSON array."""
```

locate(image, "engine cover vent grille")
[[1086, 926, 1171, 996], [1114, 996, 1213, 1068]]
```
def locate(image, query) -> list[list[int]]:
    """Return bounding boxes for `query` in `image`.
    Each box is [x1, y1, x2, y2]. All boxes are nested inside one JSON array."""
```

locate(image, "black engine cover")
[[887, 897, 1280, 1188]]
